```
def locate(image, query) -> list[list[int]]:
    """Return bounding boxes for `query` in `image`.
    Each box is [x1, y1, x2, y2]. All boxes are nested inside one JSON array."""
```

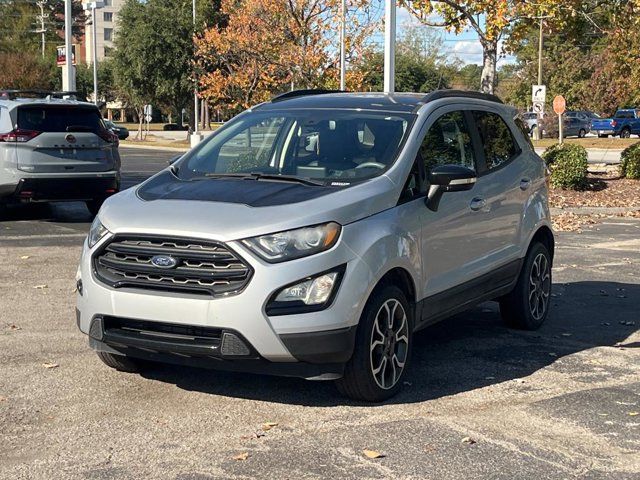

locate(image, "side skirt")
[[415, 258, 523, 330]]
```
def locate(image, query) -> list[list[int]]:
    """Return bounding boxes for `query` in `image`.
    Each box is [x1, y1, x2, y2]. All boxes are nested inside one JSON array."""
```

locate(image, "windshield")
[[178, 110, 414, 185]]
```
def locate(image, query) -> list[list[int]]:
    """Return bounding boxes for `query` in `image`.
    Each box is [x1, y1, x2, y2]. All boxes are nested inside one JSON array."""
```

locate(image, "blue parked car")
[[591, 109, 640, 138]]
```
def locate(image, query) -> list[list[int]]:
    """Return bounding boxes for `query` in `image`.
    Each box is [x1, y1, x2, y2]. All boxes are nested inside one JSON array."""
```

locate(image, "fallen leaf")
[[33, 284, 48, 289], [262, 422, 278, 431], [548, 352, 558, 357], [42, 362, 59, 369], [0, 396, 6, 402], [233, 452, 249, 461], [461, 437, 477, 445], [629, 412, 639, 417], [20, 255, 30, 260], [9, 324, 21, 331], [363, 449, 385, 459]]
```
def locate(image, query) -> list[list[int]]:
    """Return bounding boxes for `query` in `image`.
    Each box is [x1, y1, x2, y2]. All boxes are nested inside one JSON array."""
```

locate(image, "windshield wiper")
[[203, 172, 325, 186]]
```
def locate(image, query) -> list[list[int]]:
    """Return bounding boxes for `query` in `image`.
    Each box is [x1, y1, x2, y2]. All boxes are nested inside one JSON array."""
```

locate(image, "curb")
[[119, 143, 188, 153], [551, 206, 640, 215]]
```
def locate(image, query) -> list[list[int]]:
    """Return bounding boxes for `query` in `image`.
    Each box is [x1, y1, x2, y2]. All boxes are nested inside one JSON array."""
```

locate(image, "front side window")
[[472, 111, 519, 170], [420, 111, 475, 173], [179, 110, 413, 185]]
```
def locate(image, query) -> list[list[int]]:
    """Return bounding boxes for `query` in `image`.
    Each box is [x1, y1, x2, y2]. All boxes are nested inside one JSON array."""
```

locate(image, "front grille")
[[93, 236, 253, 296]]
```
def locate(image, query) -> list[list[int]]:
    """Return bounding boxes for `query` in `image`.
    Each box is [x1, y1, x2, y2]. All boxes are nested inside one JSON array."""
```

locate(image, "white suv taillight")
[[0, 128, 41, 142]]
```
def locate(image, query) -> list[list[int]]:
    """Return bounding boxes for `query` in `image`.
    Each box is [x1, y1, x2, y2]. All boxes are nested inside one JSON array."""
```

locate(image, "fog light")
[[221, 332, 250, 356], [275, 272, 338, 305], [89, 316, 103, 341]]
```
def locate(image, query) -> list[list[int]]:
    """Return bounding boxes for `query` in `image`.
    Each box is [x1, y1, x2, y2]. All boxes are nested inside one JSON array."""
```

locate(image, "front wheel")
[[578, 129, 586, 138], [620, 128, 631, 139], [336, 285, 413, 402], [500, 243, 552, 330]]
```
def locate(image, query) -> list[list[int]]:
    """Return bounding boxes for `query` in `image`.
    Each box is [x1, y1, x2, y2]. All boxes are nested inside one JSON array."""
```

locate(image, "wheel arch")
[[529, 225, 555, 262]]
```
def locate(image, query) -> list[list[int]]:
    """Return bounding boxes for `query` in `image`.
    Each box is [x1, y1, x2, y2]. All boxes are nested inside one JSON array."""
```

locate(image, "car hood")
[[99, 169, 398, 242]]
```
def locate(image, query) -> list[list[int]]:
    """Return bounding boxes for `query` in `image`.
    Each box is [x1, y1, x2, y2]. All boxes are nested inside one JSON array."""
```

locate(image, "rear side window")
[[17, 106, 104, 133], [472, 111, 519, 170]]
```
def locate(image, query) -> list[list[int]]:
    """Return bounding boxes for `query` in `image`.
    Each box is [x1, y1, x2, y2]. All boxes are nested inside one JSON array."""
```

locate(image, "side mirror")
[[167, 154, 182, 166], [425, 164, 476, 212]]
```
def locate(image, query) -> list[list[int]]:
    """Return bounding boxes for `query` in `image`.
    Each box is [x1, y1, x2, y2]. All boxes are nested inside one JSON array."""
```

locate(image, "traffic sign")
[[532, 85, 546, 103], [553, 95, 566, 115], [143, 104, 152, 116], [533, 101, 545, 114]]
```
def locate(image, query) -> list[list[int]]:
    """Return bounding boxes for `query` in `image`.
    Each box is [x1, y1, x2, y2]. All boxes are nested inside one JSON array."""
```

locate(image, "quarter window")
[[472, 111, 519, 170], [420, 111, 475, 173]]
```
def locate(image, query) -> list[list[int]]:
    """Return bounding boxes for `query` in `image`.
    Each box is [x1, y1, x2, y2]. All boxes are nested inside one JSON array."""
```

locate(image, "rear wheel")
[[86, 198, 105, 217], [500, 242, 552, 330], [578, 128, 586, 138], [96, 351, 147, 373], [620, 128, 631, 139], [336, 285, 412, 402]]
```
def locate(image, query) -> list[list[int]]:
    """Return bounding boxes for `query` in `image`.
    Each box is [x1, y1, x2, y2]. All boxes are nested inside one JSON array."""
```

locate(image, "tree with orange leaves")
[[195, 0, 379, 113]]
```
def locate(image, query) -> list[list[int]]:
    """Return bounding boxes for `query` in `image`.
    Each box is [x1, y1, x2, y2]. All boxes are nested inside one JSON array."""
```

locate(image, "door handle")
[[520, 178, 531, 191], [470, 197, 486, 211]]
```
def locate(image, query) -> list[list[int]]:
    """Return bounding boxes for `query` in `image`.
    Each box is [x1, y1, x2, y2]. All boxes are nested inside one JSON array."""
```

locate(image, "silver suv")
[[0, 90, 121, 215], [76, 91, 554, 402]]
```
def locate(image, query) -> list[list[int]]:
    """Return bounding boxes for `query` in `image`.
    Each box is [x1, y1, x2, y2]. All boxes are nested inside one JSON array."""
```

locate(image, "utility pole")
[[63, 0, 75, 91], [191, 0, 200, 144], [533, 17, 544, 141], [383, 0, 396, 93], [35, 0, 48, 58], [339, 0, 346, 91]]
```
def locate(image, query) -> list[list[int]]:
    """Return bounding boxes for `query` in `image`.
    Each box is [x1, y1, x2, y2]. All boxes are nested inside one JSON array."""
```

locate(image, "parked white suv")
[[0, 90, 121, 215], [76, 90, 554, 402]]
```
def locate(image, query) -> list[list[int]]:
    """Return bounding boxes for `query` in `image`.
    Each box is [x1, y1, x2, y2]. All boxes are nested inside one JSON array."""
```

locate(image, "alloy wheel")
[[529, 253, 551, 321], [369, 298, 409, 390]]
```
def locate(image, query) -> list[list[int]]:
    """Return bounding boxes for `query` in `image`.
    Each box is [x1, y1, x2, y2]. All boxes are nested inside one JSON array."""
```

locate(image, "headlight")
[[88, 216, 110, 248], [266, 266, 345, 315], [242, 222, 341, 262]]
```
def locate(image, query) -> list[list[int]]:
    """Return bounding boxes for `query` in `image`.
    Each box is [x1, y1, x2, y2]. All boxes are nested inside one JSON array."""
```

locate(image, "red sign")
[[553, 95, 566, 115], [56, 45, 76, 66]]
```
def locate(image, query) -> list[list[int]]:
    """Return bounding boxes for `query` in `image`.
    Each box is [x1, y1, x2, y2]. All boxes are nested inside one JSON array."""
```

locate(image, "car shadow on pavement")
[[141, 280, 638, 406], [0, 201, 92, 223]]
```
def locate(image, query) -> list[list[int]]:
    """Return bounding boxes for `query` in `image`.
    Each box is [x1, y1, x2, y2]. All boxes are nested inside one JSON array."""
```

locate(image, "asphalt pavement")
[[0, 147, 638, 479]]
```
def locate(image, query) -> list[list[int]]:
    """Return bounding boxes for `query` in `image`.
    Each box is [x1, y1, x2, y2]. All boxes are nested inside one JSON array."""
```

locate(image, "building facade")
[[83, 0, 125, 64]]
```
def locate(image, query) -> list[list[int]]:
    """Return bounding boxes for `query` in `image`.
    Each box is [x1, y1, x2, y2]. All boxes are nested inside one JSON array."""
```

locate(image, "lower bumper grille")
[[93, 235, 253, 296]]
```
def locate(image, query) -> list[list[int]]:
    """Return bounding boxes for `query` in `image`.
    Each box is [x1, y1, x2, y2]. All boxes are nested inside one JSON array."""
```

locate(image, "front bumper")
[[0, 174, 120, 202], [76, 228, 374, 374]]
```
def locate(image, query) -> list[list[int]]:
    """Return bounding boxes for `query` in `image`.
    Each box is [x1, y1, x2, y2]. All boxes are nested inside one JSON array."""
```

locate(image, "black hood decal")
[[137, 171, 339, 207]]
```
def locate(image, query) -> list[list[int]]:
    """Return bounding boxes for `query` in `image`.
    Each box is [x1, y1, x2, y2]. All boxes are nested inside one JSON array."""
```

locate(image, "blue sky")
[[394, 6, 515, 67]]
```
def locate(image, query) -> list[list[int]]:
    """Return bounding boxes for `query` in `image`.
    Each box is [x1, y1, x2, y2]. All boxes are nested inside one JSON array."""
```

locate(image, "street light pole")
[[383, 0, 396, 93], [192, 0, 199, 135], [63, 0, 75, 91], [339, 0, 346, 91], [91, 3, 98, 104]]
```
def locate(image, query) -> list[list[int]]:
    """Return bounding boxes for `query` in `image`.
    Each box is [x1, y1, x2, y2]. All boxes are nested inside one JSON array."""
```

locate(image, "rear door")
[[15, 104, 116, 174]]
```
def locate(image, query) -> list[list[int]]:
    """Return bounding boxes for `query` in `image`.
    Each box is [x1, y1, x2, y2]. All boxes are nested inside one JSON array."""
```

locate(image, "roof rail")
[[271, 89, 345, 103], [0, 89, 84, 101], [422, 89, 504, 105]]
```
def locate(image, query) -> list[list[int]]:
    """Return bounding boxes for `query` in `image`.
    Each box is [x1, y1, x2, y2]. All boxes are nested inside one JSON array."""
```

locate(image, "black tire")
[[86, 198, 105, 217], [578, 129, 586, 138], [500, 243, 552, 330], [336, 284, 413, 402], [598, 134, 609, 138], [96, 351, 147, 373], [620, 128, 631, 139]]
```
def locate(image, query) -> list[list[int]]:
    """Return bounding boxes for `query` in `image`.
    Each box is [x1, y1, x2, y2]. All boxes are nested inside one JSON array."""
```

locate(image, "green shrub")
[[620, 143, 640, 179], [542, 143, 588, 190]]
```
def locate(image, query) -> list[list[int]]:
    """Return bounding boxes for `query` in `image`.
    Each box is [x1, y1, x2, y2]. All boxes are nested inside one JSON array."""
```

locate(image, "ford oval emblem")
[[65, 134, 77, 144], [150, 255, 178, 269]]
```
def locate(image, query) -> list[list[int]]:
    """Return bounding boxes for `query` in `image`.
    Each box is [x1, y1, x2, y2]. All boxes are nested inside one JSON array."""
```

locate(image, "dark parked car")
[[563, 111, 593, 138], [104, 120, 129, 140]]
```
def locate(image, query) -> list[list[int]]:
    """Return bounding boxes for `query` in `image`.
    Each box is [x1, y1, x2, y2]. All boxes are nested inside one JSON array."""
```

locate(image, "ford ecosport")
[[76, 90, 554, 401]]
